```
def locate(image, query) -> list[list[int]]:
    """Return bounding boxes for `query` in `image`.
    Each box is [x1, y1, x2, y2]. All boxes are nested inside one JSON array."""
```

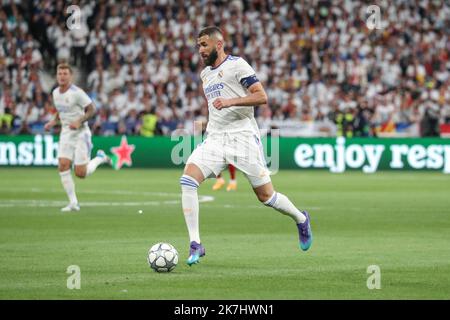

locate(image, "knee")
[[183, 163, 204, 184], [256, 190, 274, 203], [58, 164, 70, 172], [74, 169, 86, 179]]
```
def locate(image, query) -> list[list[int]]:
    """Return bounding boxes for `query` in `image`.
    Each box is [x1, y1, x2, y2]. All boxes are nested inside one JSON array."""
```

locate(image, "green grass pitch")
[[0, 167, 449, 299]]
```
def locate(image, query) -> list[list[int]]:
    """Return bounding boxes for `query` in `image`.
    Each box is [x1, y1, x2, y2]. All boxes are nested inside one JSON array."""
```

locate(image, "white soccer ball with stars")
[[147, 242, 179, 272]]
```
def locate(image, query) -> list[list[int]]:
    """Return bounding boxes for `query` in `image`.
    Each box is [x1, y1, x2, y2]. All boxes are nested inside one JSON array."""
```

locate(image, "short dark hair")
[[198, 26, 223, 39], [57, 63, 73, 74]]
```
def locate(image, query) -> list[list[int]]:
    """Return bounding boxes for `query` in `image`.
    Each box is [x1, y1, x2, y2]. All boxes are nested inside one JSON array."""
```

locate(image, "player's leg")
[[58, 157, 80, 212], [74, 164, 87, 178], [228, 132, 312, 250], [253, 181, 312, 251], [73, 153, 110, 179], [212, 172, 225, 190], [181, 136, 225, 265], [73, 132, 110, 179], [226, 164, 237, 191], [181, 163, 206, 265], [87, 150, 111, 175], [253, 181, 305, 223], [57, 133, 80, 212]]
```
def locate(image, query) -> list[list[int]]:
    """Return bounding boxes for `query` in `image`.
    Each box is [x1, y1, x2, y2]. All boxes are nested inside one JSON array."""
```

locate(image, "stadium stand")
[[0, 0, 449, 137]]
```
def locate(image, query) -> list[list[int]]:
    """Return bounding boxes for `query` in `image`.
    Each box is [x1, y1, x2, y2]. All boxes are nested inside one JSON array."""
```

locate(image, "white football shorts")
[[57, 128, 92, 166], [186, 131, 271, 188]]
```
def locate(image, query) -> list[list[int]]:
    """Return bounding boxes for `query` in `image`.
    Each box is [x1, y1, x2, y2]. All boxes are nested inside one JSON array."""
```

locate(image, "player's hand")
[[44, 121, 55, 131], [213, 98, 231, 110], [69, 120, 82, 130]]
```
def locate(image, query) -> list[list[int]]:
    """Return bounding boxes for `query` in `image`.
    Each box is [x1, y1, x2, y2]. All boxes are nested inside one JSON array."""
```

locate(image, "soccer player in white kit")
[[44, 63, 111, 212], [181, 27, 312, 266]]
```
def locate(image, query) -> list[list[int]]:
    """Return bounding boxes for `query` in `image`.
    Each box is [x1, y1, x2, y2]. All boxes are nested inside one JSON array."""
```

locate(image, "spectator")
[[140, 106, 158, 137]]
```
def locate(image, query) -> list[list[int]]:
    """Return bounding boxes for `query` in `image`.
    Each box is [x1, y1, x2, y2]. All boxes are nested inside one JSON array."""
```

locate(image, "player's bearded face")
[[203, 47, 218, 66], [198, 35, 219, 66]]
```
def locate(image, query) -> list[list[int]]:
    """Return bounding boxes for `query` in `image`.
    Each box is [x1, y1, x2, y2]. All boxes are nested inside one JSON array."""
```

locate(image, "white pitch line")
[[0, 187, 321, 210], [0, 187, 182, 197], [0, 187, 214, 208], [0, 196, 214, 208], [0, 199, 320, 211]]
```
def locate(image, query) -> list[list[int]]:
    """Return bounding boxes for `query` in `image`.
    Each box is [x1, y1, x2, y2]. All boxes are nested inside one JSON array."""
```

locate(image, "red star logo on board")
[[110, 136, 135, 170]]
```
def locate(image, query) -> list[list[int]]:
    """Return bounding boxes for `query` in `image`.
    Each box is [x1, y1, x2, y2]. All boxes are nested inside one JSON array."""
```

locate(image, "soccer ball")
[[147, 242, 179, 272]]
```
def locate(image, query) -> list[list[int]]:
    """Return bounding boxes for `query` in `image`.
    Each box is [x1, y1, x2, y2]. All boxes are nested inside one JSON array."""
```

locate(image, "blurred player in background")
[[44, 63, 111, 212], [212, 164, 237, 191], [180, 27, 312, 266]]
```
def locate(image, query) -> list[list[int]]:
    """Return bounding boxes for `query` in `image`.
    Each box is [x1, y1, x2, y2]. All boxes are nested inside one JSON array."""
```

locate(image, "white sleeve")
[[77, 88, 93, 108], [51, 89, 58, 105], [234, 58, 259, 89], [234, 58, 257, 82]]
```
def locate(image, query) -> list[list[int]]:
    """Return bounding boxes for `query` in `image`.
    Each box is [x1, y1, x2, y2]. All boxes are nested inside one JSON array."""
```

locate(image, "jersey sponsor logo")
[[204, 83, 225, 94], [204, 82, 225, 100], [55, 103, 71, 113]]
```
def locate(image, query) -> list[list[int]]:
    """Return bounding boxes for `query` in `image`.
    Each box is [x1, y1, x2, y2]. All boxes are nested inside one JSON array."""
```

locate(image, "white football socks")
[[59, 170, 78, 205], [180, 175, 201, 244], [264, 192, 306, 224], [86, 156, 104, 176]]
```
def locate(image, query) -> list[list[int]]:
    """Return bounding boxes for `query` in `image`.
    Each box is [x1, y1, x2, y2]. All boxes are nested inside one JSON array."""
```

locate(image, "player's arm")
[[69, 103, 96, 130], [44, 112, 60, 131], [212, 82, 268, 110]]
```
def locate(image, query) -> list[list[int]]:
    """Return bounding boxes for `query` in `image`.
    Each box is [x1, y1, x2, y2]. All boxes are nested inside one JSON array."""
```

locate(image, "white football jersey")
[[52, 84, 92, 132], [200, 55, 261, 135]]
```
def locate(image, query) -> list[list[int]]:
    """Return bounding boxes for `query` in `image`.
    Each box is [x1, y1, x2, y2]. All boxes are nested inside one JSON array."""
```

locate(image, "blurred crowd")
[[0, 0, 449, 137]]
